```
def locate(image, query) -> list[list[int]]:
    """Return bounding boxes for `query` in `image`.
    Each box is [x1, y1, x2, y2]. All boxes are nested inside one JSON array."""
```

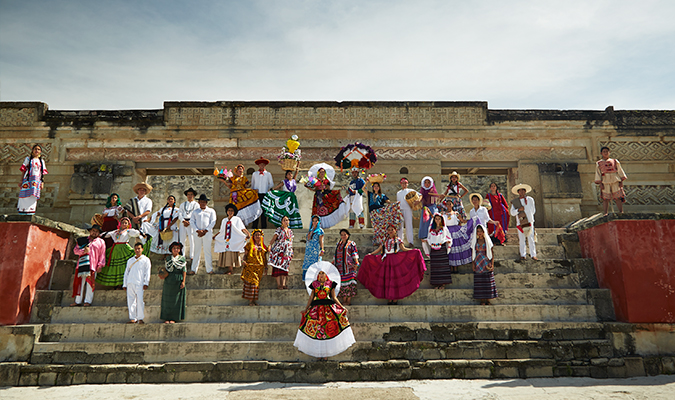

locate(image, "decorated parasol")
[[334, 142, 378, 171]]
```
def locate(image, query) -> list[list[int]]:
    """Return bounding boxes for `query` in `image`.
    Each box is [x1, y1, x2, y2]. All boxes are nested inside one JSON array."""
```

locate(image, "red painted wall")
[[0, 222, 70, 325], [578, 219, 675, 323]]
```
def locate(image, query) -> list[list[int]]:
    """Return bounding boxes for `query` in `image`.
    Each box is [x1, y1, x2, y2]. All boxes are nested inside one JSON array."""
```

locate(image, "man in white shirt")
[[128, 182, 153, 227], [251, 157, 274, 229], [396, 177, 420, 246], [509, 184, 537, 260], [189, 193, 218, 274], [123, 242, 151, 324], [179, 188, 199, 260]]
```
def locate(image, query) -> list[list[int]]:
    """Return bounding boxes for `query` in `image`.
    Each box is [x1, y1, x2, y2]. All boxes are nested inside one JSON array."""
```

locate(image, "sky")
[[1, 0, 674, 111]]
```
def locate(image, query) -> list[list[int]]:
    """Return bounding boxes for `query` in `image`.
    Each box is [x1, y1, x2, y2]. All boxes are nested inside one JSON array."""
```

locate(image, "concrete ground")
[[2, 376, 675, 400]]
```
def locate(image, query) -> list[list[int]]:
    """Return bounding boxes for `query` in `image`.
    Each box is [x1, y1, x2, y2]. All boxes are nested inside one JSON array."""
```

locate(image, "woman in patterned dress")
[[262, 168, 303, 229], [294, 270, 355, 359], [440, 171, 467, 219], [333, 229, 359, 306], [17, 144, 48, 215], [486, 182, 510, 240], [307, 163, 349, 229], [471, 224, 498, 305], [241, 229, 268, 306], [422, 213, 453, 289], [301, 215, 324, 280], [97, 217, 142, 288], [150, 195, 180, 255], [218, 164, 263, 225], [158, 242, 187, 323], [268, 215, 293, 290]]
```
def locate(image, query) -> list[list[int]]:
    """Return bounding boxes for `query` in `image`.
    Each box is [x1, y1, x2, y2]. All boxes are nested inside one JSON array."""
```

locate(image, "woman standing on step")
[[486, 182, 510, 241], [440, 171, 467, 219], [301, 215, 325, 280], [17, 144, 48, 215], [213, 204, 250, 275], [262, 168, 303, 229], [241, 229, 268, 306], [446, 212, 480, 273], [295, 268, 355, 359], [358, 225, 426, 305], [97, 217, 142, 289], [158, 242, 187, 323], [149, 195, 180, 255], [469, 193, 505, 246], [268, 215, 294, 290], [422, 213, 453, 289], [333, 229, 359, 306], [471, 224, 498, 305]]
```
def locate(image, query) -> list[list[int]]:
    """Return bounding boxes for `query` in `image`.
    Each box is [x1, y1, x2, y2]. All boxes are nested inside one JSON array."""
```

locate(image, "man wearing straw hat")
[[509, 183, 538, 261], [126, 182, 154, 229], [251, 157, 274, 229]]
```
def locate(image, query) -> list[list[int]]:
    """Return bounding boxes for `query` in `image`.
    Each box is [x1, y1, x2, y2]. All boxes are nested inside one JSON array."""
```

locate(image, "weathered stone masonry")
[[1, 101, 673, 227]]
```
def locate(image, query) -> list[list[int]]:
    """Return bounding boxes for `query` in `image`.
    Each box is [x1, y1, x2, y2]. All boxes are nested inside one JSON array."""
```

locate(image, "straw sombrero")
[[133, 182, 153, 194], [511, 183, 532, 195], [448, 171, 461, 181], [468, 193, 483, 204]]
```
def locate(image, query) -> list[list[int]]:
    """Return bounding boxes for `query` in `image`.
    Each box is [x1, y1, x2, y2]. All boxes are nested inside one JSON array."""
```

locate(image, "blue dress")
[[302, 228, 324, 279]]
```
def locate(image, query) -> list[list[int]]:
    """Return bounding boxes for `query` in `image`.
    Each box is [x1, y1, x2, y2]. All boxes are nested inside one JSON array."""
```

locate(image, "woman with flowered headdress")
[[301, 215, 324, 280], [17, 144, 48, 215], [268, 215, 294, 290], [158, 241, 187, 323], [241, 229, 268, 306], [358, 224, 427, 305], [294, 263, 355, 359], [217, 164, 262, 225], [306, 163, 349, 229], [96, 216, 142, 288]]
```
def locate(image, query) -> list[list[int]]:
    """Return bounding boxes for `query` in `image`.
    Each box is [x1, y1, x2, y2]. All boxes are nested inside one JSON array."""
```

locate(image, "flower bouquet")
[[334, 142, 377, 171], [367, 173, 386, 184], [278, 135, 301, 170], [213, 167, 233, 181]]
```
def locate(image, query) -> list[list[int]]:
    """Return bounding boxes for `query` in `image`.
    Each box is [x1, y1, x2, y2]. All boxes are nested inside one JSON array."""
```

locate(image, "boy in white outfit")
[[123, 242, 151, 324]]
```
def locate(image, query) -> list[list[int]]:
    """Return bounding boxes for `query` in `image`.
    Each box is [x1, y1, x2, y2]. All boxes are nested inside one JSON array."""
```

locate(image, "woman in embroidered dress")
[[469, 193, 506, 245], [218, 164, 263, 225], [422, 213, 453, 289], [294, 269, 355, 359], [486, 183, 510, 241], [214, 204, 250, 275], [333, 229, 359, 306], [446, 212, 480, 273], [419, 176, 440, 240], [367, 181, 401, 246], [17, 144, 48, 215], [261, 168, 303, 229], [158, 242, 187, 323], [268, 215, 294, 290], [301, 215, 325, 280], [440, 171, 467, 219], [471, 224, 498, 305], [241, 229, 268, 306], [96, 217, 142, 288], [101, 193, 124, 232], [307, 163, 349, 229], [150, 195, 180, 255], [358, 225, 427, 305]]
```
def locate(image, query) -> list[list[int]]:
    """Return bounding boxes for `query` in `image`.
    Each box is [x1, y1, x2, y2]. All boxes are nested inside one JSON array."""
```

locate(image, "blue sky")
[[1, 0, 674, 110]]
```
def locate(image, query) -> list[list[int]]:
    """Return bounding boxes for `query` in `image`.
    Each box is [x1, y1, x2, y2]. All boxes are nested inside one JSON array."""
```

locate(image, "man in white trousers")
[[123, 242, 151, 324], [189, 193, 217, 274], [179, 187, 199, 260], [509, 183, 538, 261], [396, 177, 420, 246]]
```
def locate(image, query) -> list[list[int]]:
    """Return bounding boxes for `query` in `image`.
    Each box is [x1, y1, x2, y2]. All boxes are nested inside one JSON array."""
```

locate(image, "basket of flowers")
[[367, 173, 386, 184], [278, 135, 302, 170]]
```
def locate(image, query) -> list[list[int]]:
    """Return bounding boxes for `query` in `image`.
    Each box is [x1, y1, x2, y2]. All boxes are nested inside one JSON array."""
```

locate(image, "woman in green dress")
[[159, 241, 187, 323]]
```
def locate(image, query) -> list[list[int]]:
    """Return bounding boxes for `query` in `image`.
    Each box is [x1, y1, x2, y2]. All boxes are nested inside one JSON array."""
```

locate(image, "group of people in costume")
[[19, 141, 630, 359]]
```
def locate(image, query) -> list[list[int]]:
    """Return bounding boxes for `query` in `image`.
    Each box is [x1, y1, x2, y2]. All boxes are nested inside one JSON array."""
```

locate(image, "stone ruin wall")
[[1, 101, 674, 229]]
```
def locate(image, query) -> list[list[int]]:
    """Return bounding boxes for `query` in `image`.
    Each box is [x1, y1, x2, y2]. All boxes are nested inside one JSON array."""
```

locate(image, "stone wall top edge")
[[163, 100, 489, 108], [568, 212, 675, 232], [0, 101, 47, 109]]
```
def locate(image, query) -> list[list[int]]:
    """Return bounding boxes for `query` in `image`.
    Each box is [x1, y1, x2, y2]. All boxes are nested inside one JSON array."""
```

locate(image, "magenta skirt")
[[357, 249, 427, 300]]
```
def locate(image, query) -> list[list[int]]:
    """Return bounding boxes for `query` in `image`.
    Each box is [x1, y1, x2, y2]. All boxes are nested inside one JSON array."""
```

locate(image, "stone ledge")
[[567, 212, 675, 232], [0, 214, 87, 237], [2, 357, 664, 386]]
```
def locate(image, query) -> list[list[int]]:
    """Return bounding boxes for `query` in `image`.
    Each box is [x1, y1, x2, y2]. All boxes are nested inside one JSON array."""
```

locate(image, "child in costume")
[[123, 242, 151, 324], [594, 146, 628, 215], [471, 224, 498, 305], [71, 224, 106, 307], [441, 171, 467, 219]]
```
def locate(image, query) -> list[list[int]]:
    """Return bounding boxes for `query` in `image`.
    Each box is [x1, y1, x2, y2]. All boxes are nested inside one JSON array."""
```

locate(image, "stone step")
[[39, 321, 608, 343], [30, 337, 613, 365], [59, 288, 596, 308], [49, 304, 598, 324], [142, 272, 582, 290], [3, 356, 652, 386]]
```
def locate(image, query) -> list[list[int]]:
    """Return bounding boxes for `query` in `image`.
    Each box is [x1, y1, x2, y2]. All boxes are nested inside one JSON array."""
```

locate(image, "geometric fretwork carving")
[[600, 141, 675, 161], [597, 185, 675, 205], [0, 107, 38, 127], [0, 142, 53, 164]]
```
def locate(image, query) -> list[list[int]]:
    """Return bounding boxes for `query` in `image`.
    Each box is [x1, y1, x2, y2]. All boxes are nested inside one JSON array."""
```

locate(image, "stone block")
[[106, 372, 127, 384], [607, 366, 627, 378], [55, 371, 73, 386], [415, 328, 435, 342], [0, 363, 21, 386], [242, 361, 268, 370], [385, 342, 408, 359], [72, 372, 87, 385], [590, 357, 609, 366], [608, 358, 625, 367], [86, 372, 107, 384], [18, 372, 38, 386], [661, 357, 675, 374], [590, 366, 608, 379], [216, 361, 244, 371], [38, 372, 57, 386], [624, 357, 646, 377], [142, 366, 174, 383], [494, 366, 519, 379]]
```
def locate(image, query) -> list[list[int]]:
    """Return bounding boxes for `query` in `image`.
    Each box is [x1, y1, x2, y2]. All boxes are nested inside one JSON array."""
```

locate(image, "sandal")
[[69, 303, 80, 307], [83, 303, 91, 307]]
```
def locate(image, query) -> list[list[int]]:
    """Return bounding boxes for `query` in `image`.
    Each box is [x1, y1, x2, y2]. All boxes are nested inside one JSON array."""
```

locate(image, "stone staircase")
[[17, 227, 648, 385]]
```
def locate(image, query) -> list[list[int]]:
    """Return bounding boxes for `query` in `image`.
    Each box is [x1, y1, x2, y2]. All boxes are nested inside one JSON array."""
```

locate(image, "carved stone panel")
[[0, 107, 38, 127], [0, 143, 53, 164], [600, 141, 675, 161], [597, 185, 675, 205]]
